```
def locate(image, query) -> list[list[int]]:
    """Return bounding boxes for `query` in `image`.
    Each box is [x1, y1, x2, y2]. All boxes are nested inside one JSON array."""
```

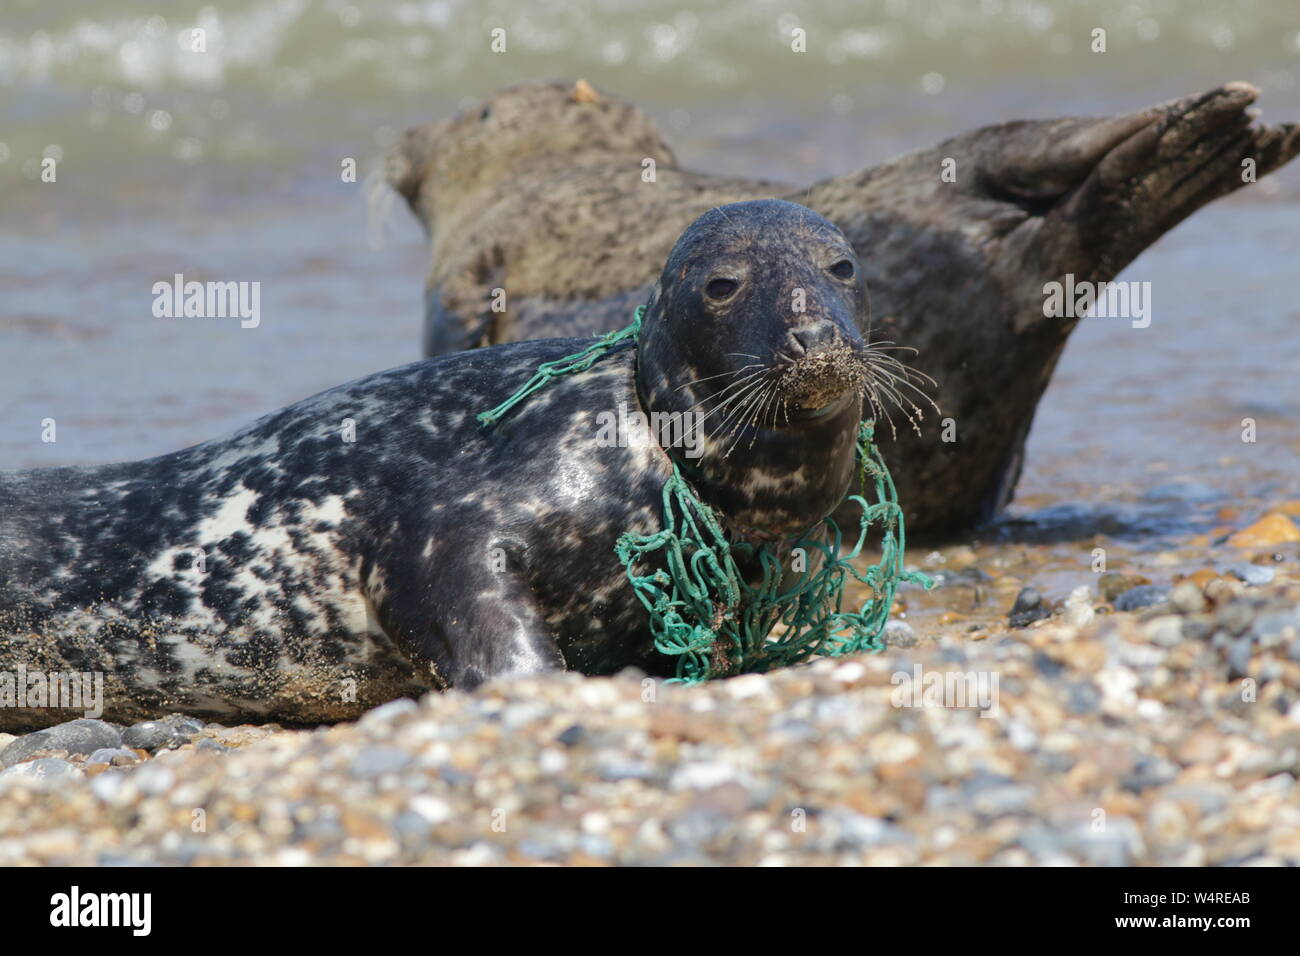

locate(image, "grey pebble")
[[1143, 482, 1222, 504], [359, 698, 419, 727], [596, 759, 658, 782], [1074, 825, 1139, 867], [556, 724, 587, 747], [392, 810, 433, 840], [1009, 587, 1050, 628], [348, 747, 411, 777], [90, 769, 130, 802], [133, 763, 175, 796], [1217, 602, 1257, 636], [1227, 563, 1276, 587], [85, 747, 140, 766], [1252, 609, 1300, 643], [122, 717, 202, 752], [820, 810, 914, 850], [1227, 636, 1254, 680], [0, 757, 83, 781], [1065, 681, 1102, 716], [0, 718, 121, 768], [1114, 585, 1170, 612], [1122, 756, 1179, 793], [883, 619, 918, 647]]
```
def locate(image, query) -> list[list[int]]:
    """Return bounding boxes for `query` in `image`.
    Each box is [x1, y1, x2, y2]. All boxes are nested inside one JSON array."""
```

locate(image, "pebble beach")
[[3, 509, 1298, 867]]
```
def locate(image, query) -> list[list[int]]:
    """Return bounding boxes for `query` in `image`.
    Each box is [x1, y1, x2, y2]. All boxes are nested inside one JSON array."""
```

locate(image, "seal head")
[[637, 199, 869, 536], [387, 80, 675, 238]]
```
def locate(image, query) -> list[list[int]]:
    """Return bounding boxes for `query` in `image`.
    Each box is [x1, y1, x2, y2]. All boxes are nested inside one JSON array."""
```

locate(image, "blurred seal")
[[388, 79, 1300, 535]]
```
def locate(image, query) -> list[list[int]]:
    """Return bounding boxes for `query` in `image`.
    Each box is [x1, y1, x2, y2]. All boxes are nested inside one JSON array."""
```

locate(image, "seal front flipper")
[[384, 541, 565, 691]]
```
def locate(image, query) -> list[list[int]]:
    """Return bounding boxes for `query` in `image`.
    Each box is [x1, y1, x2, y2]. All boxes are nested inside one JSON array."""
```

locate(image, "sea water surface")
[[2, 0, 1299, 628]]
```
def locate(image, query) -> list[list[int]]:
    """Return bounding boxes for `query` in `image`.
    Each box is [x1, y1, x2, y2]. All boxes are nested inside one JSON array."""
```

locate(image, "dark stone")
[[1122, 756, 1178, 793], [348, 747, 411, 777], [121, 716, 203, 753], [1226, 636, 1254, 681], [1064, 681, 1101, 716], [557, 724, 587, 747], [0, 719, 122, 768], [0, 756, 82, 780], [1114, 585, 1170, 612], [1009, 587, 1050, 628], [1227, 563, 1275, 587], [85, 747, 140, 766]]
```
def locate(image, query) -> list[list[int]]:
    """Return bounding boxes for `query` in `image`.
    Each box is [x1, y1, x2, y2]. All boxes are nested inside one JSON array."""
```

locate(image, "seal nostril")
[[792, 323, 838, 355]]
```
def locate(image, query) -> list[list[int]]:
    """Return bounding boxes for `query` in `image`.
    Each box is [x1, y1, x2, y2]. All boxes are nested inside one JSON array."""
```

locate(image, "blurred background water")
[[1, 0, 1297, 554]]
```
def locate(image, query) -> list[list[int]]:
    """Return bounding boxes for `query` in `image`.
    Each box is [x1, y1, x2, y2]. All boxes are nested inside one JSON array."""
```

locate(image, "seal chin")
[[776, 347, 867, 420]]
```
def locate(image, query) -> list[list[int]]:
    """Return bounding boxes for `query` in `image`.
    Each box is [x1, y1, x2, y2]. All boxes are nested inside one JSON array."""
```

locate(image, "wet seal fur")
[[388, 80, 1300, 535], [0, 200, 873, 729]]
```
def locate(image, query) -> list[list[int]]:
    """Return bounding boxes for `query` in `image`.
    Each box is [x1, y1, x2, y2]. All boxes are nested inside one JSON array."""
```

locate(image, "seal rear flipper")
[[983, 83, 1299, 292]]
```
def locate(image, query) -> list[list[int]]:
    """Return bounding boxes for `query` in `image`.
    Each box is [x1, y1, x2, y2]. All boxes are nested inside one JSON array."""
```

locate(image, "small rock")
[[1170, 581, 1207, 614], [348, 748, 411, 777], [0, 757, 83, 782], [971, 784, 1035, 818], [1064, 681, 1101, 715], [1227, 563, 1275, 587], [556, 724, 587, 747], [883, 620, 918, 647], [1009, 587, 1050, 628], [407, 795, 452, 825], [1217, 601, 1256, 636], [1205, 576, 1246, 606], [670, 761, 738, 791], [1063, 586, 1095, 628], [133, 763, 175, 796], [1114, 585, 1169, 612], [1228, 514, 1300, 549], [1098, 572, 1152, 603], [1074, 818, 1144, 867], [359, 698, 419, 727], [1226, 636, 1254, 680], [121, 716, 202, 752], [0, 719, 122, 768], [1123, 756, 1178, 793], [1144, 482, 1222, 504], [90, 770, 129, 802], [85, 748, 140, 767]]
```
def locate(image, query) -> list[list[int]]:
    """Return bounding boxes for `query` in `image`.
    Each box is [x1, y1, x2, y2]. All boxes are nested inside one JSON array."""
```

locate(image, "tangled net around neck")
[[478, 307, 931, 683]]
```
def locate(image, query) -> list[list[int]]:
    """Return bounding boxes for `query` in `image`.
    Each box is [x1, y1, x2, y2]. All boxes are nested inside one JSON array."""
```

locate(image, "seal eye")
[[705, 278, 739, 300], [480, 106, 492, 121], [830, 259, 855, 280]]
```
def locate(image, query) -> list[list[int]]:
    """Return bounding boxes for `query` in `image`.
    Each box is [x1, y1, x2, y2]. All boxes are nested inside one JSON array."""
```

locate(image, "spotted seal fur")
[[0, 200, 874, 730], [387, 80, 1300, 535]]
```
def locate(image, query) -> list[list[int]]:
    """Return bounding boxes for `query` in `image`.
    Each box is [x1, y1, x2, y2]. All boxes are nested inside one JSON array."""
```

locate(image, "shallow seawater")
[[2, 0, 1299, 630]]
